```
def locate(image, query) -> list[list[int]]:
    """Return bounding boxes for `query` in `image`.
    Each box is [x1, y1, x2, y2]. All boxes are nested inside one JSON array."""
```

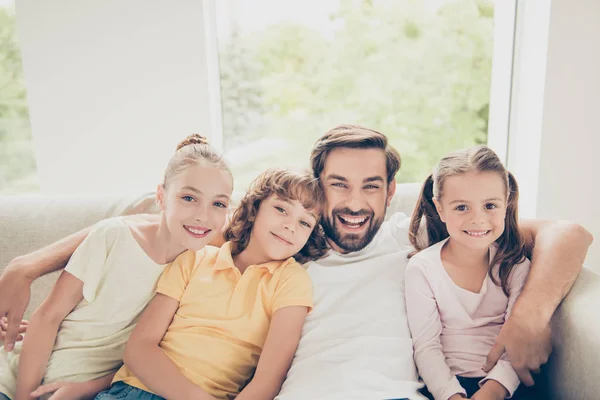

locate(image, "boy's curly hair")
[[224, 168, 328, 264]]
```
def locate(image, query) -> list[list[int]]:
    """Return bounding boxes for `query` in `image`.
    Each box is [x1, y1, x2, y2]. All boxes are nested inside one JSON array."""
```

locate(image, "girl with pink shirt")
[[405, 146, 531, 400]]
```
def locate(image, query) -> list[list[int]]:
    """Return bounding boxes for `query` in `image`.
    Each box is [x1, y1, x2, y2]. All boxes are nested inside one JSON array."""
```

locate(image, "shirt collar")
[[213, 242, 294, 273]]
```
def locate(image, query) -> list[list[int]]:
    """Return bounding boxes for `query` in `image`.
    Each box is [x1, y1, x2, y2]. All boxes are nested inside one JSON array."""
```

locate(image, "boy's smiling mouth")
[[271, 232, 293, 246]]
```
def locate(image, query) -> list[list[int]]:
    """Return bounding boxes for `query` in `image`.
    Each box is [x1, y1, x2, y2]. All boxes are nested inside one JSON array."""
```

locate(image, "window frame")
[[487, 0, 518, 164], [204, 0, 518, 168]]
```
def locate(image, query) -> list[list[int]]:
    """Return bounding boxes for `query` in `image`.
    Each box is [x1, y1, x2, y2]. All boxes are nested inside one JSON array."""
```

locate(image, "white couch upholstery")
[[1, 184, 599, 399]]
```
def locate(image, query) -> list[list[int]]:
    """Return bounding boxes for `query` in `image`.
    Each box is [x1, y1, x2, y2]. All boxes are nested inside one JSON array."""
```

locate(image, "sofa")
[[1, 184, 599, 399]]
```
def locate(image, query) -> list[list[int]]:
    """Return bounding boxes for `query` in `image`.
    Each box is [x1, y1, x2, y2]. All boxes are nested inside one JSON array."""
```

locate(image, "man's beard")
[[321, 207, 384, 253]]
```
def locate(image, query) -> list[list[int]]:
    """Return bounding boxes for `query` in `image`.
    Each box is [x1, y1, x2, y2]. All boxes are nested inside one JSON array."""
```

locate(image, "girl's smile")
[[184, 225, 211, 238]]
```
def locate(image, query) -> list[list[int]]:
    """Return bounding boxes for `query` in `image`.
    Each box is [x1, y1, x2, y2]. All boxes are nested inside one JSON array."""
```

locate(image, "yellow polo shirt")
[[113, 242, 313, 399]]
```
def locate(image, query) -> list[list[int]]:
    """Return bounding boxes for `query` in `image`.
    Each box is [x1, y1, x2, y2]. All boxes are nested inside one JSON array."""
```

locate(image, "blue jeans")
[[95, 382, 164, 400], [0, 392, 10, 400]]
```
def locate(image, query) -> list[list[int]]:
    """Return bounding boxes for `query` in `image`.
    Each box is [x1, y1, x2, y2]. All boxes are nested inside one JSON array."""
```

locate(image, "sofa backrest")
[[0, 182, 422, 317]]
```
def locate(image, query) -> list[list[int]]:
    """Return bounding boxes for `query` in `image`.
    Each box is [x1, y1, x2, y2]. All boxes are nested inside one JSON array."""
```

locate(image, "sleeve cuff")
[[480, 360, 521, 398], [438, 376, 467, 400], [156, 285, 184, 302], [272, 297, 313, 314]]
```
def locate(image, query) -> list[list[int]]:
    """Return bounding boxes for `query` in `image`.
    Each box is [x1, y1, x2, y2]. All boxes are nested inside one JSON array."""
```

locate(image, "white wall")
[[15, 0, 214, 194], [537, 0, 600, 269], [508, 0, 599, 269]]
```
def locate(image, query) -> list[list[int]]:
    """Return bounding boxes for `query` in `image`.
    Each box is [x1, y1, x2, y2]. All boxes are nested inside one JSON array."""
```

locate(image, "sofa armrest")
[[536, 266, 600, 399]]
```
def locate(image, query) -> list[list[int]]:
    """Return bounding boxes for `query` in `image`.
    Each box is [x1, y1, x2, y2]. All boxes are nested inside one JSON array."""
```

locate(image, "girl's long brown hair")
[[409, 146, 526, 295]]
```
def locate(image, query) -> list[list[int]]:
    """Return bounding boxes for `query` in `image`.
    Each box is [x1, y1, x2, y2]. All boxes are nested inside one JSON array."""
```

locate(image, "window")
[[213, 0, 500, 193], [0, 0, 38, 194]]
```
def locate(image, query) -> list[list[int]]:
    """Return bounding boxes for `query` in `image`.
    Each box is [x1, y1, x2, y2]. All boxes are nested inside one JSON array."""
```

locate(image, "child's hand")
[[470, 380, 509, 400], [0, 316, 28, 342], [0, 264, 32, 351], [31, 381, 94, 400]]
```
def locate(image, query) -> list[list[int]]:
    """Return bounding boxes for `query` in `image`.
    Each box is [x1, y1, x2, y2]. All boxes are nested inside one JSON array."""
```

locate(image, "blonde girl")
[[1, 135, 233, 400]]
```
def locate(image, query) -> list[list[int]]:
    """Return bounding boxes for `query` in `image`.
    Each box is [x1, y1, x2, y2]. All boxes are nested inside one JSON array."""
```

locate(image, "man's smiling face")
[[320, 147, 396, 253]]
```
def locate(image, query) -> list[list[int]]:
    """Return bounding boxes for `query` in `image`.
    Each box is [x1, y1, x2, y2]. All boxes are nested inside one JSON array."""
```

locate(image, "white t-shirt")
[[276, 212, 426, 400], [0, 217, 166, 398]]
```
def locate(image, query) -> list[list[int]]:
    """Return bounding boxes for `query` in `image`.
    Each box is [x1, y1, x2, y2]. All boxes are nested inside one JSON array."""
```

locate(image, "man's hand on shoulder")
[[483, 308, 551, 387], [0, 259, 33, 351]]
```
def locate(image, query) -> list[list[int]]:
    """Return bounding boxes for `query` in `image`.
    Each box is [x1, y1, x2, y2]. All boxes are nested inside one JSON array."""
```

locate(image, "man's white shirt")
[[277, 212, 426, 400]]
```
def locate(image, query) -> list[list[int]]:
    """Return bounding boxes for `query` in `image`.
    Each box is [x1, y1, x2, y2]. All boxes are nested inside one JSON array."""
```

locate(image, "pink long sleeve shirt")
[[405, 238, 530, 400]]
